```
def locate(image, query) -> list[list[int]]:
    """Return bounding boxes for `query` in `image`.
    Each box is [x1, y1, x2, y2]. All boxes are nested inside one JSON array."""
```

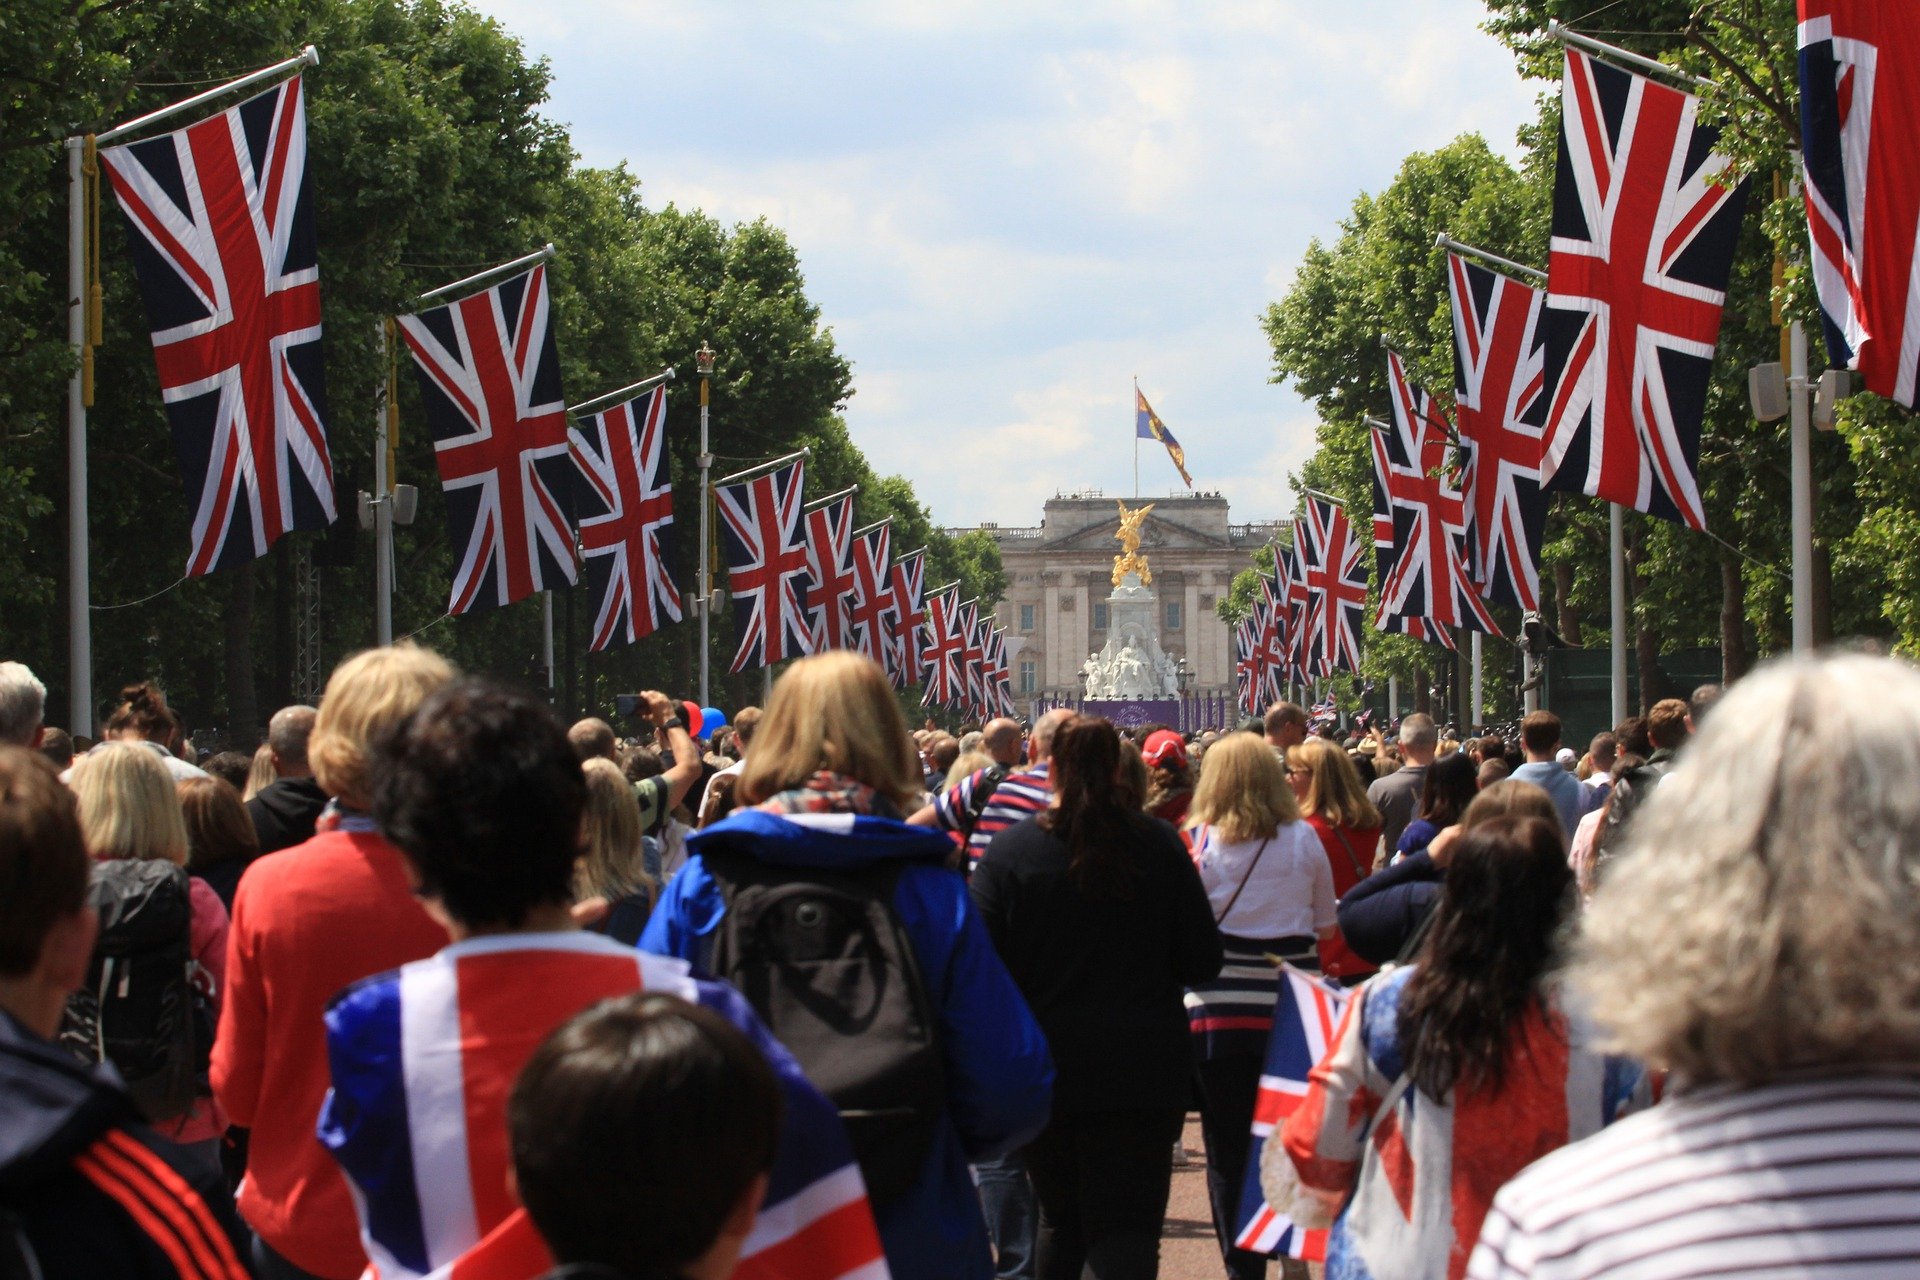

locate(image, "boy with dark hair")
[[510, 992, 780, 1280], [0, 747, 249, 1279], [320, 680, 884, 1280]]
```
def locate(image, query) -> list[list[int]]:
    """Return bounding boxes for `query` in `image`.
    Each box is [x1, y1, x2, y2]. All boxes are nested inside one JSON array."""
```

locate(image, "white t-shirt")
[[1194, 820, 1336, 939]]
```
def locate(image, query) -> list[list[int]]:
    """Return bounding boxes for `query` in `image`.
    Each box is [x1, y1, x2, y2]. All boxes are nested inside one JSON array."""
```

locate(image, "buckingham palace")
[[947, 490, 1285, 712]]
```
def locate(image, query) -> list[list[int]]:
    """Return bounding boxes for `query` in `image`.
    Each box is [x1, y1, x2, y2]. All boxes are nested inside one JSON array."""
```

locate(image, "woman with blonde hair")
[[577, 756, 656, 944], [642, 652, 1052, 1280], [242, 742, 275, 801], [1471, 655, 1920, 1276], [211, 642, 457, 1280], [64, 743, 230, 1166], [1182, 730, 1336, 1280], [1288, 737, 1384, 984]]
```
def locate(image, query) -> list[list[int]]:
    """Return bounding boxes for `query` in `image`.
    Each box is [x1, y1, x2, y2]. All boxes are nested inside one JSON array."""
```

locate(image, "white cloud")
[[467, 0, 1536, 526]]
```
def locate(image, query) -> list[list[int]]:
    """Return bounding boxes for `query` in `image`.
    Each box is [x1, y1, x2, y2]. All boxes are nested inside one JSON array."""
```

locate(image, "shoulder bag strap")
[[1213, 834, 1274, 926], [1328, 825, 1368, 884]]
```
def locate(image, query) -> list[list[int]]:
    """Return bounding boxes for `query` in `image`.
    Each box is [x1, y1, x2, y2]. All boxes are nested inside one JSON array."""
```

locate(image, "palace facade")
[[947, 490, 1284, 712]]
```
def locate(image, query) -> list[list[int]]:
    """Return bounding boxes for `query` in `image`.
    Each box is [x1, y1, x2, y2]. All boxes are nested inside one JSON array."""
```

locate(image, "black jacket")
[[970, 814, 1222, 1113], [245, 776, 328, 855], [1336, 848, 1443, 965], [0, 1008, 250, 1278]]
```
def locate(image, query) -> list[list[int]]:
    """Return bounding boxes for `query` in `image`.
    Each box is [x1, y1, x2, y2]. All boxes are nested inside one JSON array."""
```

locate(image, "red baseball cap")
[[1141, 729, 1188, 769]]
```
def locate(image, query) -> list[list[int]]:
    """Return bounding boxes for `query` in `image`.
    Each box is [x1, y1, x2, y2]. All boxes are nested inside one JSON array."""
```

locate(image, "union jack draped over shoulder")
[[717, 459, 813, 673], [398, 264, 578, 616], [1538, 47, 1748, 531], [100, 74, 335, 577], [1799, 2, 1920, 408], [568, 386, 681, 651]]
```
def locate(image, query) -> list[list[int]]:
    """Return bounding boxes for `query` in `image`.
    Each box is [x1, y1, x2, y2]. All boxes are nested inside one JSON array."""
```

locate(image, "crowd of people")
[[1, 647, 1917, 1280]]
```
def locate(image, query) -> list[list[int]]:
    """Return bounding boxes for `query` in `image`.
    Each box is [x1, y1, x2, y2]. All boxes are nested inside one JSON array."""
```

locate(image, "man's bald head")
[[982, 718, 1022, 766], [267, 704, 318, 777], [569, 717, 619, 762], [1030, 709, 1077, 763]]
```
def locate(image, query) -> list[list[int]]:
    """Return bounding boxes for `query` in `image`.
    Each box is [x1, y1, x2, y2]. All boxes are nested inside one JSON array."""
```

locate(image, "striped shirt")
[[933, 762, 1051, 865], [1469, 1072, 1920, 1280]]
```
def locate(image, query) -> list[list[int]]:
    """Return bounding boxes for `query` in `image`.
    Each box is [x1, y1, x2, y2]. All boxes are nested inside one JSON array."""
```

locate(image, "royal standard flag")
[[1136, 387, 1193, 487]]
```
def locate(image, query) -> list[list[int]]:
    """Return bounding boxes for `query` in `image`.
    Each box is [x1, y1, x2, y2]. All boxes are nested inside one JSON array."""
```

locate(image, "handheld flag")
[[1538, 47, 1748, 530], [1799, 2, 1920, 407], [398, 263, 578, 615], [1136, 387, 1193, 487], [99, 74, 335, 577], [569, 386, 681, 651], [1232, 967, 1352, 1262]]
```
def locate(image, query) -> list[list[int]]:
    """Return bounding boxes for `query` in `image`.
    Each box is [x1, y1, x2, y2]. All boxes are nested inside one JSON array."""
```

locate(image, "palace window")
[[1092, 602, 1109, 631], [1019, 603, 1035, 631], [1018, 660, 1036, 693], [1165, 601, 1183, 630]]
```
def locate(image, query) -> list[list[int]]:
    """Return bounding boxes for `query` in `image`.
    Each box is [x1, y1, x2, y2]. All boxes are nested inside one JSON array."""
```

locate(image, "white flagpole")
[[542, 591, 556, 694], [1469, 629, 1483, 730], [374, 321, 394, 646], [1610, 504, 1628, 723], [1789, 317, 1814, 655]]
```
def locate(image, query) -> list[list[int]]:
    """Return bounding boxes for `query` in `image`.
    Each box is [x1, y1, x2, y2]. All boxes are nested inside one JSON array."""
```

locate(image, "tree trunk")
[[1720, 556, 1750, 685], [225, 560, 259, 746], [1553, 561, 1582, 646]]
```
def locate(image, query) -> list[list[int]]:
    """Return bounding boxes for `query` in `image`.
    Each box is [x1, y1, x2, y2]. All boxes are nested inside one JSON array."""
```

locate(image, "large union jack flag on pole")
[[1538, 47, 1749, 531], [1374, 352, 1498, 640], [847, 521, 897, 667], [399, 262, 577, 615], [1448, 252, 1550, 611], [1294, 498, 1367, 678], [1799, 2, 1920, 408], [884, 547, 928, 690], [920, 584, 965, 708], [717, 459, 813, 673], [100, 74, 335, 577], [1234, 617, 1263, 717], [802, 491, 857, 653], [568, 386, 680, 652]]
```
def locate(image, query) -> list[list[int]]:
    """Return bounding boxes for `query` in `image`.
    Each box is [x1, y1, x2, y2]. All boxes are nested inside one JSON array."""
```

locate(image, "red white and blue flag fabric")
[[802, 493, 857, 654], [1799, 2, 1920, 408], [568, 386, 680, 651], [1252, 582, 1288, 707], [883, 547, 927, 690], [1374, 352, 1498, 640], [1294, 498, 1367, 678], [718, 459, 813, 673], [99, 74, 335, 577], [1234, 618, 1263, 716], [985, 628, 1015, 717], [847, 522, 896, 667], [318, 933, 889, 1280], [398, 263, 577, 615], [956, 600, 987, 714], [1448, 252, 1549, 611], [1538, 48, 1748, 531], [920, 585, 965, 708], [1232, 967, 1350, 1263]]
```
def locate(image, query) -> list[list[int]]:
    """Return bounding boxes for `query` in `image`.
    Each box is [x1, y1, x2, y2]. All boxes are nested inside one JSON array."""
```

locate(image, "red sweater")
[[212, 830, 448, 1279], [1305, 814, 1382, 980]]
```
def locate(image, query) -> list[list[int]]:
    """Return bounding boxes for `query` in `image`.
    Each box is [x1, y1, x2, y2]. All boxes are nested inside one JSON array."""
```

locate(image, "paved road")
[[1161, 1114, 1277, 1280]]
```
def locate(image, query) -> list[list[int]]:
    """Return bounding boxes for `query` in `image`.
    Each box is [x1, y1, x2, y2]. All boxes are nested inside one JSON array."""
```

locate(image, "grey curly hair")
[[1574, 652, 1920, 1084]]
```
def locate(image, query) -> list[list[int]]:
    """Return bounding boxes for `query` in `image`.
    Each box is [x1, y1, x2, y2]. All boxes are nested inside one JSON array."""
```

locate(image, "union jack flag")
[[1538, 48, 1749, 530], [99, 74, 334, 577], [847, 522, 896, 666], [920, 585, 965, 707], [717, 460, 813, 673], [955, 600, 987, 714], [318, 933, 889, 1280], [398, 263, 577, 615], [1234, 618, 1263, 716], [1294, 498, 1367, 677], [1377, 611, 1457, 651], [568, 387, 680, 652], [1251, 584, 1289, 707], [983, 628, 1015, 718], [802, 493, 857, 653], [1233, 967, 1351, 1262], [883, 547, 928, 689], [1448, 252, 1549, 611], [1799, 2, 1920, 408], [1374, 351, 1498, 639]]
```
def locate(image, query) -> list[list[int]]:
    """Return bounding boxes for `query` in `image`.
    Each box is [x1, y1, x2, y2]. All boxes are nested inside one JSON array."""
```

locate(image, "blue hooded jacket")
[[641, 807, 1055, 1280]]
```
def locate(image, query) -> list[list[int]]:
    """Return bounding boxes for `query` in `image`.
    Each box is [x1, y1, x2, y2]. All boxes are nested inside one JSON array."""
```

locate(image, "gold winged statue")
[[1112, 500, 1155, 586]]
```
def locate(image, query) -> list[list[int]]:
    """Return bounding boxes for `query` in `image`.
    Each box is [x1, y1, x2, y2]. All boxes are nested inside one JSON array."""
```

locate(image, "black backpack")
[[59, 860, 215, 1123], [703, 850, 945, 1204]]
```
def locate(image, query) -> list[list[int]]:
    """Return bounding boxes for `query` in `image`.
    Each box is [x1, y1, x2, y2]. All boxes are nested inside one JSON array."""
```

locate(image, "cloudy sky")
[[469, 1, 1541, 528]]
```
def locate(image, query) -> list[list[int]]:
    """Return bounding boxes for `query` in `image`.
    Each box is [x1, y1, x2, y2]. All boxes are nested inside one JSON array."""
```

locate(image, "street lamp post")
[[696, 342, 715, 706]]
